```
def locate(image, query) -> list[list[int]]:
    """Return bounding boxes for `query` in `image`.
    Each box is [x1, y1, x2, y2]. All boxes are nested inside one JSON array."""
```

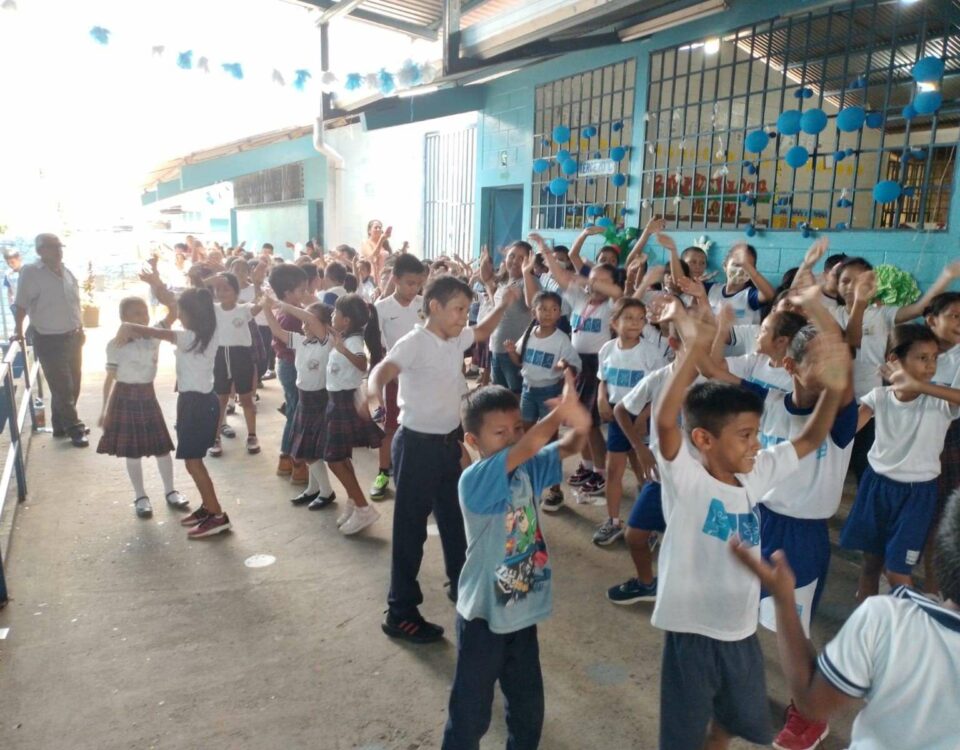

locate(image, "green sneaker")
[[370, 471, 390, 501]]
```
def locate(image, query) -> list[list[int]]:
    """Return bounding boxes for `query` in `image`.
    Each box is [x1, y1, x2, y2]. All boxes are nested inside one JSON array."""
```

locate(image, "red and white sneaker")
[[187, 513, 232, 539], [179, 507, 211, 528], [580, 472, 607, 496], [567, 464, 593, 486], [773, 704, 829, 750]]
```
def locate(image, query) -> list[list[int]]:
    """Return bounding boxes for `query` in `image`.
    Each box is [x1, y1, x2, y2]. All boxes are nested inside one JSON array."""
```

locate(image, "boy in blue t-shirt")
[[442, 372, 590, 749]]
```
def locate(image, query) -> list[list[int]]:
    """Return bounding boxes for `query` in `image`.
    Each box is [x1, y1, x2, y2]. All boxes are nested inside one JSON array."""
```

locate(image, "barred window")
[[531, 60, 636, 231], [640, 0, 959, 232]]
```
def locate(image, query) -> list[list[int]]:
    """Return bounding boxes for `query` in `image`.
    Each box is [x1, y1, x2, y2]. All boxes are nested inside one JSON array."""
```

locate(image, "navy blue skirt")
[[175, 391, 219, 460]]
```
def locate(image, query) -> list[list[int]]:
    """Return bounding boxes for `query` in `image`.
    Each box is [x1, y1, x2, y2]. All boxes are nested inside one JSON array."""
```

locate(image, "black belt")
[[401, 426, 462, 443]]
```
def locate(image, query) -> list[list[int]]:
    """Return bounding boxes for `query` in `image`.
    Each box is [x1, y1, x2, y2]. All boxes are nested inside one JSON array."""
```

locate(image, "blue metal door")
[[485, 186, 523, 265]]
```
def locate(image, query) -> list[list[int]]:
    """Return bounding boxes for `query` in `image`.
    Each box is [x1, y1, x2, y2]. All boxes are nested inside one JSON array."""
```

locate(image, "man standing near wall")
[[4, 248, 22, 315], [14, 233, 88, 448]]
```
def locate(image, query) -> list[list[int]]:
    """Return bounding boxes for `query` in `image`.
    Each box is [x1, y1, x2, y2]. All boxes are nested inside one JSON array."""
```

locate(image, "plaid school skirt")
[[290, 388, 329, 462], [322, 389, 382, 462], [97, 382, 175, 458]]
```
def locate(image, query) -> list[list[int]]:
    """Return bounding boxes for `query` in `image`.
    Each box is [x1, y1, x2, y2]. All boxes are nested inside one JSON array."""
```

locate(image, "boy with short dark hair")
[[368, 274, 519, 643], [442, 374, 590, 749], [322, 261, 348, 306], [268, 264, 309, 482], [653, 302, 850, 750], [732, 489, 960, 750]]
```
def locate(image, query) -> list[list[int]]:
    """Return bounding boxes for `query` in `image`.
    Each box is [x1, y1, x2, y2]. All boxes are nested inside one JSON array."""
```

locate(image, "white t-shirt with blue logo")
[[833, 304, 901, 400], [653, 438, 799, 640], [727, 352, 793, 392], [562, 284, 615, 355], [933, 343, 960, 387], [456, 444, 562, 634], [756, 388, 857, 518], [515, 328, 580, 387], [818, 587, 960, 750], [599, 337, 669, 404], [706, 283, 762, 324]]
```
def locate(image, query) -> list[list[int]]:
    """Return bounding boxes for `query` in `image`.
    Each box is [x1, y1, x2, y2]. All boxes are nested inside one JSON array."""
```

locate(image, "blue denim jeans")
[[442, 616, 543, 750], [491, 352, 523, 394], [278, 359, 298, 456]]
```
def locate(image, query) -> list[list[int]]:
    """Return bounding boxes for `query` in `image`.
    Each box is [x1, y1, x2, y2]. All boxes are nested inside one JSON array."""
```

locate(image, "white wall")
[[325, 112, 477, 256], [235, 203, 309, 256]]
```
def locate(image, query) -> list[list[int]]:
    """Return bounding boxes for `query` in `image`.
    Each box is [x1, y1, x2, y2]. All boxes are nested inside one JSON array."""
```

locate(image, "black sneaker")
[[307, 492, 336, 510], [541, 487, 565, 512], [291, 490, 320, 506], [382, 612, 444, 644]]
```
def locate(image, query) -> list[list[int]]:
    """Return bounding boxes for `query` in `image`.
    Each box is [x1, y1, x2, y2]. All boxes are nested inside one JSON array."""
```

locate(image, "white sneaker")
[[165, 490, 189, 509], [340, 504, 379, 535], [336, 499, 356, 527]]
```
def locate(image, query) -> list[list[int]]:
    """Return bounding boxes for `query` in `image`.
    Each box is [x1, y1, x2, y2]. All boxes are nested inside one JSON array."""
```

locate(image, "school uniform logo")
[[603, 367, 645, 388], [523, 348, 555, 369], [232, 318, 246, 328], [571, 314, 602, 332], [702, 499, 760, 546], [495, 495, 550, 606], [307, 359, 320, 371]]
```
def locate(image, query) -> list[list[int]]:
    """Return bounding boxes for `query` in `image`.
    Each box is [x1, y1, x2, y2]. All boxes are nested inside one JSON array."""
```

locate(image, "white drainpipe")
[[313, 114, 344, 249]]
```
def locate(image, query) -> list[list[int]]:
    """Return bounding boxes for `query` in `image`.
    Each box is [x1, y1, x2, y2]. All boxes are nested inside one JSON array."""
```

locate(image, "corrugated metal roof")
[[360, 0, 443, 28], [460, 0, 527, 27]]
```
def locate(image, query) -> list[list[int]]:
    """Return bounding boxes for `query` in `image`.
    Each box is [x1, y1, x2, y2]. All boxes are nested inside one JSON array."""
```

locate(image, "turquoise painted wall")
[[474, 0, 960, 286]]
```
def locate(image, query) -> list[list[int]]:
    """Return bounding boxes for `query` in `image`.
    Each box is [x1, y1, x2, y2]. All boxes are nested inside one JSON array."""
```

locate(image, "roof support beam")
[[316, 0, 367, 24], [443, 0, 461, 77], [296, 0, 438, 41]]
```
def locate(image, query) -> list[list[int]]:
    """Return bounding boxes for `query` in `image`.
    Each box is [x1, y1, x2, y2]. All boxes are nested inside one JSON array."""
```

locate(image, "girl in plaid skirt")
[[261, 297, 337, 510], [97, 267, 188, 519]]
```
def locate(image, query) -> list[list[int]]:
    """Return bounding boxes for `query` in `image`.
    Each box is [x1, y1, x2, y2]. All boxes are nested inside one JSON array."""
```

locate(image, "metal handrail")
[[0, 325, 46, 607]]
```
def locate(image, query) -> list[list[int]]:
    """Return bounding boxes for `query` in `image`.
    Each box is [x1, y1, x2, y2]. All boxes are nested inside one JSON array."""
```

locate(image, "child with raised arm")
[[441, 374, 590, 749], [97, 266, 187, 518], [841, 324, 960, 598], [368, 275, 519, 643], [731, 490, 960, 750], [704, 243, 776, 325], [114, 287, 229, 539], [653, 302, 849, 750]]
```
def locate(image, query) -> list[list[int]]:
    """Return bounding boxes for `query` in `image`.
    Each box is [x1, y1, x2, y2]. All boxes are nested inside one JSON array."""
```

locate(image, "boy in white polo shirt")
[[732, 489, 960, 750], [370, 254, 426, 500], [368, 274, 518, 644], [653, 302, 849, 750]]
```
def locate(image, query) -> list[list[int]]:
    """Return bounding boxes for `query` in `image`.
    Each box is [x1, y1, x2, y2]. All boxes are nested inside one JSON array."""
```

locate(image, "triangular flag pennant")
[[151, 45, 165, 57], [196, 56, 209, 73], [222, 62, 243, 80], [89, 26, 110, 45], [294, 69, 312, 91], [177, 50, 193, 70], [272, 69, 285, 86]]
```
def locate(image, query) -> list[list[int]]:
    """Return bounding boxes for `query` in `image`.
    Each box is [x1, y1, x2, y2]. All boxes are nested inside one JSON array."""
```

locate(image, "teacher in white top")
[[14, 233, 88, 447], [360, 219, 392, 283]]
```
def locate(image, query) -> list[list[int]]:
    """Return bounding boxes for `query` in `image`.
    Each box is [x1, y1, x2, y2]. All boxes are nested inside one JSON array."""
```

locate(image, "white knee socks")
[[156, 453, 175, 495], [307, 461, 333, 496], [125, 458, 146, 498]]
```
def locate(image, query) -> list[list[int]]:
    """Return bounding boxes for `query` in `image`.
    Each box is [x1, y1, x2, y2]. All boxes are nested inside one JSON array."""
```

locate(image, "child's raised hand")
[[521, 250, 537, 275], [656, 232, 677, 255], [853, 270, 877, 304], [880, 361, 921, 393], [581, 225, 606, 237], [788, 282, 821, 309], [114, 323, 138, 346], [500, 284, 522, 307], [558, 370, 591, 431], [729, 538, 796, 602], [943, 259, 960, 280], [645, 216, 665, 234], [642, 264, 667, 287], [802, 237, 829, 269], [384, 226, 393, 239], [677, 275, 706, 300], [809, 330, 852, 393]]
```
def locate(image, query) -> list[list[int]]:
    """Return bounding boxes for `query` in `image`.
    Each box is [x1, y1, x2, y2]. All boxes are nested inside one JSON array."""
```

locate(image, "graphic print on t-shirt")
[[603, 365, 646, 389], [701, 499, 760, 546], [496, 496, 550, 606], [571, 312, 603, 333], [523, 347, 555, 370]]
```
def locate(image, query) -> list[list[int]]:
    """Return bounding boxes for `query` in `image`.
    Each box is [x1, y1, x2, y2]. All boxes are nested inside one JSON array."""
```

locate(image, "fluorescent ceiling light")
[[704, 37, 720, 54], [397, 85, 441, 98], [918, 81, 938, 92], [619, 0, 727, 43], [465, 68, 522, 86]]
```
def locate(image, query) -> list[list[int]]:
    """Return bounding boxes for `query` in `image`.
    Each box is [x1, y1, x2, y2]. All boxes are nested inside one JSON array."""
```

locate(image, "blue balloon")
[[593, 151, 602, 159], [596, 217, 614, 229], [557, 149, 571, 162], [582, 125, 597, 138], [834, 150, 846, 162], [793, 87, 813, 99], [584, 222, 594, 228], [914, 91, 943, 115], [548, 178, 569, 197], [745, 130, 769, 153], [801, 227, 811, 239], [744, 196, 755, 206], [836, 222, 848, 230], [553, 125, 571, 144], [611, 173, 627, 187], [610, 146, 626, 161], [836, 106, 865, 132], [785, 145, 809, 169], [800, 108, 828, 134], [873, 180, 901, 204], [542, 139, 551, 148], [620, 208, 629, 217], [845, 147, 855, 157], [533, 158, 550, 174], [912, 56, 945, 83], [865, 111, 884, 128], [561, 158, 578, 175], [746, 163, 757, 175], [903, 104, 918, 121], [903, 186, 916, 197], [745, 225, 757, 237], [777, 109, 802, 135], [612, 121, 623, 132]]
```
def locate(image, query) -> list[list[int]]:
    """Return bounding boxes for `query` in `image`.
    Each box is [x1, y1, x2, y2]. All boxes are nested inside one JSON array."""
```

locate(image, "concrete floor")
[[0, 324, 863, 750]]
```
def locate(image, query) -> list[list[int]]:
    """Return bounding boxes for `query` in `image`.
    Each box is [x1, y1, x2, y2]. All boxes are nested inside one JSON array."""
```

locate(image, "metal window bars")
[[531, 59, 636, 231], [640, 0, 960, 232]]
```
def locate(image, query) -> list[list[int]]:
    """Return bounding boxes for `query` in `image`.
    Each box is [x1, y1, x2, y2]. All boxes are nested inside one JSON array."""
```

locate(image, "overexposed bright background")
[[0, 0, 439, 233]]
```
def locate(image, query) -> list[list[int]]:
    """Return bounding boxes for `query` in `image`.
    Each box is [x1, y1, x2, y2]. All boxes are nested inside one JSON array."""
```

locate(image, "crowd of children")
[[93, 226, 960, 749]]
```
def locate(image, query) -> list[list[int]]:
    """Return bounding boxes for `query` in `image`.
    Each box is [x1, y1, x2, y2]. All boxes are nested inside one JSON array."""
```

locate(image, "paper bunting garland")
[[177, 50, 192, 70], [89, 26, 110, 45]]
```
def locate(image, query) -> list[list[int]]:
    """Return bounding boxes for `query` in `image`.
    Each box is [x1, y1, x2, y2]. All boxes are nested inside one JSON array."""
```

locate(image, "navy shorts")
[[759, 506, 830, 619], [840, 464, 939, 575], [175, 391, 219, 460], [214, 345, 256, 395], [660, 631, 772, 749], [627, 480, 664, 532], [606, 414, 632, 453], [520, 381, 563, 423]]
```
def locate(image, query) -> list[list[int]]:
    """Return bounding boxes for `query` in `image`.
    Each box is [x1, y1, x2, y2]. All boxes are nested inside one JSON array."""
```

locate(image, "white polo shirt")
[[376, 294, 423, 352], [174, 330, 217, 394], [933, 344, 960, 387], [386, 324, 475, 434], [106, 335, 161, 385], [833, 304, 900, 399], [289, 333, 330, 391], [818, 587, 960, 750], [214, 303, 255, 347], [14, 261, 82, 335], [326, 334, 365, 392], [727, 352, 793, 392]]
